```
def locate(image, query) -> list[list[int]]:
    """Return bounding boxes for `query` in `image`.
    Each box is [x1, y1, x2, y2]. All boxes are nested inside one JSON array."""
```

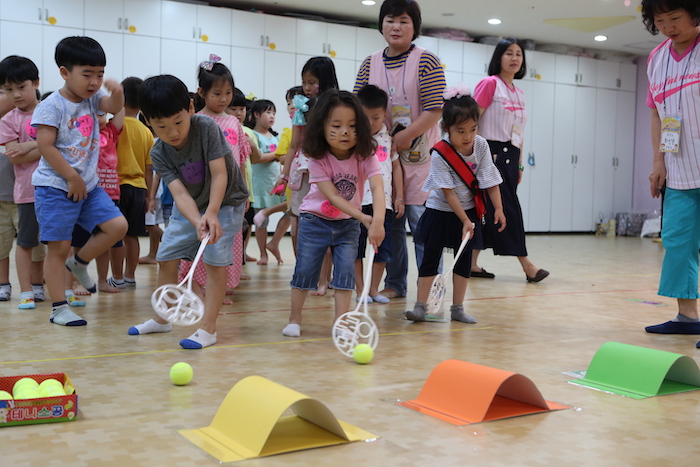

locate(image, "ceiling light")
[[488, 18, 502, 25], [361, 0, 376, 5], [594, 35, 608, 42]]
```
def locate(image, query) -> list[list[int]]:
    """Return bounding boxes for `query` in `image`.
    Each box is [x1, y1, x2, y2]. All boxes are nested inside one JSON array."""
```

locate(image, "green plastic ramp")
[[570, 342, 700, 399]]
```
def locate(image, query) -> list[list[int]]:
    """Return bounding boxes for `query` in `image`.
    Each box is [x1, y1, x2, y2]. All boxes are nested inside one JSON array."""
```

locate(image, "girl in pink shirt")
[[283, 90, 385, 337]]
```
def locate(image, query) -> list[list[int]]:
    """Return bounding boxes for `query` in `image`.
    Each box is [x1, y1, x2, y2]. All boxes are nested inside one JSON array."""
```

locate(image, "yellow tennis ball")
[[352, 344, 374, 364], [38, 379, 63, 391], [39, 385, 67, 398], [16, 388, 40, 400], [0, 390, 12, 400], [13, 377, 39, 396], [170, 362, 193, 386]]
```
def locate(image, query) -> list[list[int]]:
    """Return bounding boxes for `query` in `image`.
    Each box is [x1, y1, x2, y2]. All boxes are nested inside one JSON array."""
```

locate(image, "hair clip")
[[443, 84, 472, 101], [199, 54, 222, 71], [291, 94, 310, 126]]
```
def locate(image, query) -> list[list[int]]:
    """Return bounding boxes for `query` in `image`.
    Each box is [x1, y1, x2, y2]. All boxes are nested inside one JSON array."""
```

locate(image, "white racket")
[[151, 233, 210, 326], [332, 247, 379, 357], [426, 232, 471, 319]]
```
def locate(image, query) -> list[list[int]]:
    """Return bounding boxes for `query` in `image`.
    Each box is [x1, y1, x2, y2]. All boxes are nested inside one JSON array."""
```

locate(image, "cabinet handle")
[[322, 43, 326, 54], [616, 78, 621, 88], [118, 18, 122, 29], [484, 63, 487, 73], [199, 27, 202, 39], [260, 35, 264, 46], [124, 18, 129, 30], [576, 155, 579, 164], [45, 9, 48, 21], [192, 27, 195, 39], [38, 7, 42, 21], [571, 155, 574, 164], [328, 43, 331, 54], [266, 36, 270, 46]]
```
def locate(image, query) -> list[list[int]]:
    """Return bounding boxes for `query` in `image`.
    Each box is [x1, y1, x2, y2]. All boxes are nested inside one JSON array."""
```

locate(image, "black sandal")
[[470, 268, 495, 279]]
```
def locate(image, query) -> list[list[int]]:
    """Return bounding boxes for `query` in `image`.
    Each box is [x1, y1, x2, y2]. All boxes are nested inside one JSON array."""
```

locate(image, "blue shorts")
[[291, 213, 360, 291], [34, 186, 123, 243], [156, 203, 244, 267]]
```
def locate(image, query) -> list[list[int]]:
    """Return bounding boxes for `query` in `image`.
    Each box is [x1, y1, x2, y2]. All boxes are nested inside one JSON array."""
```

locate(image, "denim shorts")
[[34, 186, 124, 242], [291, 212, 360, 291], [156, 203, 244, 267]]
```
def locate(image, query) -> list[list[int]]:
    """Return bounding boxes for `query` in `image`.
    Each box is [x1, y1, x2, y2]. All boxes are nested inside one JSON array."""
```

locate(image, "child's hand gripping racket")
[[151, 233, 210, 326], [426, 232, 471, 320], [332, 247, 379, 357]]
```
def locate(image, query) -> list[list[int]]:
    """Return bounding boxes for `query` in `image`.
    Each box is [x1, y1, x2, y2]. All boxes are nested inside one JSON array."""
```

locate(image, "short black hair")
[[379, 0, 422, 41], [138, 75, 191, 120], [441, 94, 480, 133], [286, 85, 304, 101], [302, 89, 375, 160], [487, 38, 527, 80], [357, 84, 389, 110], [230, 87, 251, 107], [0, 56, 39, 86], [641, 0, 700, 34], [121, 76, 143, 109], [245, 99, 277, 136], [301, 57, 339, 94], [197, 62, 234, 94], [55, 36, 106, 70]]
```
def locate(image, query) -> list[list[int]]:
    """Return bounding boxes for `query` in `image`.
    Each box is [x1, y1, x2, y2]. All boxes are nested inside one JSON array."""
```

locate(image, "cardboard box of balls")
[[0, 372, 78, 427]]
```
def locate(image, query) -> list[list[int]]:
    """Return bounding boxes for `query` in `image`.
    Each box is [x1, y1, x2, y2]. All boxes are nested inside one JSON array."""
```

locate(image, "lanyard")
[[662, 33, 700, 115], [383, 47, 410, 104], [497, 75, 524, 122]]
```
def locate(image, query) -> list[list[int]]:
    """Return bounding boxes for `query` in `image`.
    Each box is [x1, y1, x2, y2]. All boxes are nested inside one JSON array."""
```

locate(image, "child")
[[107, 76, 154, 289], [245, 99, 285, 265], [128, 74, 248, 349], [176, 59, 251, 304], [354, 85, 404, 304], [405, 89, 505, 323], [283, 90, 385, 338], [0, 88, 16, 302], [32, 36, 128, 326], [0, 55, 47, 309]]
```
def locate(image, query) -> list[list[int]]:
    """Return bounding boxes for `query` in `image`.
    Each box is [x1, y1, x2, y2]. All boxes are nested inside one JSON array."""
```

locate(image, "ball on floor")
[[170, 362, 193, 385], [352, 344, 374, 364]]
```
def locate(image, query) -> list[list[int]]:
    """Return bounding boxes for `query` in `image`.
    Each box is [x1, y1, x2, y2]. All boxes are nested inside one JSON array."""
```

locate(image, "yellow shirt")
[[116, 116, 154, 189], [242, 126, 256, 203], [275, 127, 292, 158]]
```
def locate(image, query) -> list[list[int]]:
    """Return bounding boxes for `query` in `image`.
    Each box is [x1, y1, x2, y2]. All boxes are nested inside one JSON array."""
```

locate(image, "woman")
[[471, 38, 549, 283], [641, 0, 700, 341], [353, 0, 446, 300]]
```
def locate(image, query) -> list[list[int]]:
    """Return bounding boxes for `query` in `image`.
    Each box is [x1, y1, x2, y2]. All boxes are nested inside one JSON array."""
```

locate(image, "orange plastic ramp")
[[399, 359, 568, 425]]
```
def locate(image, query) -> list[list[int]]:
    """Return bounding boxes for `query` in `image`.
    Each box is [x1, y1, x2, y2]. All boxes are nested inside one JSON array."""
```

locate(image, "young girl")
[[283, 90, 386, 338], [178, 58, 251, 303], [246, 99, 286, 265], [405, 89, 506, 323], [275, 57, 340, 294]]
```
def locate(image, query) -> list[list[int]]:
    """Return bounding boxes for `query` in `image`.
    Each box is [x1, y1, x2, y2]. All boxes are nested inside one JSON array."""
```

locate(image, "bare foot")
[[378, 287, 401, 299], [266, 242, 283, 264], [98, 281, 121, 293], [311, 284, 328, 296], [240, 274, 251, 280], [226, 288, 236, 295], [73, 283, 92, 296], [138, 255, 157, 265], [257, 255, 268, 265], [223, 297, 233, 305], [245, 254, 258, 262]]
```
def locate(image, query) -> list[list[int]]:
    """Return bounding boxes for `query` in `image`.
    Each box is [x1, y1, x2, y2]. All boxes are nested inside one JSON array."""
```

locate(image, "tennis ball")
[[39, 385, 67, 398], [38, 379, 63, 391], [170, 362, 193, 386], [352, 344, 374, 364], [0, 390, 12, 400], [16, 388, 40, 400], [13, 378, 39, 396]]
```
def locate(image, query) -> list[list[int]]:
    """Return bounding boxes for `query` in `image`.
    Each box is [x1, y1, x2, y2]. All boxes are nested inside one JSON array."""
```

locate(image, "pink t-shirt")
[[98, 122, 121, 200], [473, 75, 528, 143], [197, 112, 251, 169], [0, 107, 39, 204], [300, 152, 381, 220]]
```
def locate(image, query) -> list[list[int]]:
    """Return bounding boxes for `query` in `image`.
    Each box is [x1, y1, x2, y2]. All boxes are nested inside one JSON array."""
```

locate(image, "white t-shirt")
[[361, 125, 397, 210], [423, 135, 502, 212]]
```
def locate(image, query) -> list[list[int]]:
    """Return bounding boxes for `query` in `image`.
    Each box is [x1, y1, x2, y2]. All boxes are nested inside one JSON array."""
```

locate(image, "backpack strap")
[[432, 140, 486, 222]]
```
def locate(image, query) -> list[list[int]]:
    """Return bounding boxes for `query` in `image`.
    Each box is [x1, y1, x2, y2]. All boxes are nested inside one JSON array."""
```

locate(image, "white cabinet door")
[[613, 91, 635, 214], [195, 42, 232, 77], [596, 60, 619, 90], [124, 0, 161, 38], [327, 23, 356, 61], [414, 35, 438, 54], [571, 86, 597, 231], [334, 57, 359, 93], [463, 42, 491, 77], [264, 50, 296, 130], [444, 71, 463, 88], [160, 39, 197, 91], [577, 57, 598, 87], [84, 0, 123, 33], [355, 27, 384, 61], [42, 25, 84, 93], [161, 0, 196, 41], [524, 50, 555, 83], [555, 54, 578, 85], [230, 9, 266, 50], [296, 19, 326, 57], [438, 38, 462, 72], [265, 15, 296, 54], [196, 5, 231, 46], [123, 35, 161, 80], [0, 0, 43, 24], [618, 62, 637, 92], [592, 89, 617, 221], [89, 30, 124, 83], [516, 80, 533, 229], [550, 84, 576, 231], [44, 0, 83, 29], [0, 21, 43, 77], [230, 46, 264, 102]]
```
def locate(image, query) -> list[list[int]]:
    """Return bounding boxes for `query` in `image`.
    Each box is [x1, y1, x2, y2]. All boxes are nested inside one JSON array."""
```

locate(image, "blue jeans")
[[659, 188, 700, 299], [292, 213, 360, 291], [383, 204, 426, 296]]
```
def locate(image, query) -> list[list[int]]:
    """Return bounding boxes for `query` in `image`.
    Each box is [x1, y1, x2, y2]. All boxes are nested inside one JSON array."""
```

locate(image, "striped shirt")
[[354, 45, 446, 111], [646, 37, 700, 190], [423, 135, 502, 212], [473, 75, 528, 143]]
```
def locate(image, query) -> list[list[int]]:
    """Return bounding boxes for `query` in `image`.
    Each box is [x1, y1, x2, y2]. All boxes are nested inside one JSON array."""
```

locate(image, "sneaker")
[[66, 294, 86, 307], [124, 277, 136, 288], [32, 285, 45, 302], [0, 285, 11, 301], [18, 293, 35, 310], [107, 277, 126, 289]]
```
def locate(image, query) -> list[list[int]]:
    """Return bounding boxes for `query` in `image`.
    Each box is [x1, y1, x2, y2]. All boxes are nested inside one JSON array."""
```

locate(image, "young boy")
[[128, 75, 248, 349], [0, 87, 18, 302], [355, 84, 404, 303], [0, 55, 47, 309], [32, 36, 128, 326], [107, 76, 154, 289]]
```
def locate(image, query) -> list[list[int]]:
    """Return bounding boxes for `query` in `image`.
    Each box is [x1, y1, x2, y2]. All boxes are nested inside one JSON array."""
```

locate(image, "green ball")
[[170, 362, 193, 386], [352, 344, 374, 364], [38, 379, 63, 391], [13, 377, 39, 396], [39, 385, 67, 398], [16, 388, 40, 400], [0, 390, 12, 400]]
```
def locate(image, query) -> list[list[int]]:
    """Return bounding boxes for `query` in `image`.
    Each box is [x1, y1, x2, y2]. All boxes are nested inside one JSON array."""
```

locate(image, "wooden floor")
[[2, 234, 699, 466]]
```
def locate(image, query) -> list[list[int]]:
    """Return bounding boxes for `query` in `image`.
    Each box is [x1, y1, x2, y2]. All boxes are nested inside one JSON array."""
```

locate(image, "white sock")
[[128, 319, 172, 335], [283, 323, 301, 337], [180, 329, 217, 349]]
